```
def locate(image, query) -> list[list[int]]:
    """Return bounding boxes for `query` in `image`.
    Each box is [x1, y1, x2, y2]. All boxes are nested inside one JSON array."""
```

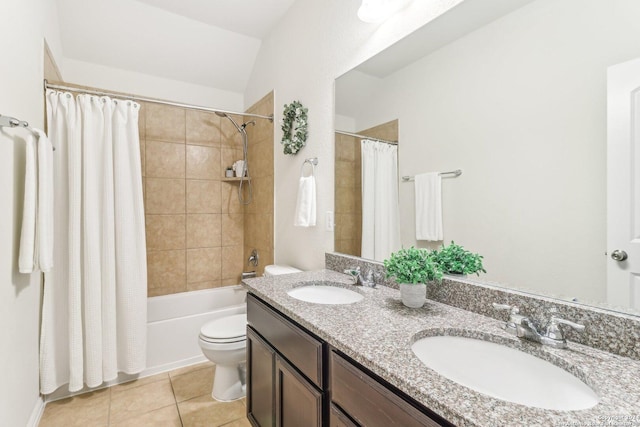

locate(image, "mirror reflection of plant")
[[383, 247, 443, 284], [433, 241, 486, 276]]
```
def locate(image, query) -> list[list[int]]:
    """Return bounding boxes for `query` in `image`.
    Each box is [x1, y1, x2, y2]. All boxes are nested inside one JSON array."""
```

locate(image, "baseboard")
[[45, 355, 208, 402], [26, 395, 45, 427]]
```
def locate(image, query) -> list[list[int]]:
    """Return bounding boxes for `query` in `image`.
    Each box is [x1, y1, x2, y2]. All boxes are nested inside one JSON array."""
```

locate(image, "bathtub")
[[145, 285, 247, 375]]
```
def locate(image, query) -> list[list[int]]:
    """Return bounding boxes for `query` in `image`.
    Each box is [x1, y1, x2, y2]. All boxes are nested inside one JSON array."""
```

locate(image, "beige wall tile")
[[39, 389, 110, 427], [145, 215, 186, 251], [187, 247, 222, 283], [186, 214, 221, 248], [222, 245, 244, 281], [244, 214, 272, 252], [147, 250, 185, 296], [110, 404, 181, 427], [186, 145, 220, 180], [146, 140, 185, 178], [145, 178, 185, 214], [186, 110, 221, 146], [250, 141, 273, 178], [110, 378, 175, 423], [178, 396, 245, 427], [146, 103, 185, 143], [221, 278, 241, 286], [335, 186, 355, 214], [221, 214, 244, 247], [137, 102, 146, 140], [140, 138, 145, 177], [170, 366, 214, 402], [335, 160, 356, 188], [222, 184, 243, 214], [222, 148, 243, 172], [186, 179, 221, 214], [187, 280, 222, 291]]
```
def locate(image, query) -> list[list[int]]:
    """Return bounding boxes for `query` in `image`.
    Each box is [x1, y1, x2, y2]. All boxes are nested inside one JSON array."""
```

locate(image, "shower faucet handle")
[[248, 249, 259, 267]]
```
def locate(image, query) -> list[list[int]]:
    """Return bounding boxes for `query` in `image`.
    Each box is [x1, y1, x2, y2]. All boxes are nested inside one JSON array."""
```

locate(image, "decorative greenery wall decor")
[[280, 100, 308, 155]]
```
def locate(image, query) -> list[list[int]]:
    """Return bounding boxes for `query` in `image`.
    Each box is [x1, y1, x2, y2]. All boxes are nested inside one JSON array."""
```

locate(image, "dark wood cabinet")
[[247, 294, 325, 427], [246, 293, 453, 427], [330, 351, 453, 427], [275, 356, 323, 427], [247, 327, 276, 427]]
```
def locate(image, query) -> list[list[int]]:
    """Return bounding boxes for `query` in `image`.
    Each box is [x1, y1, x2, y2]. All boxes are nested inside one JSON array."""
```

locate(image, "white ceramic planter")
[[399, 283, 426, 308]]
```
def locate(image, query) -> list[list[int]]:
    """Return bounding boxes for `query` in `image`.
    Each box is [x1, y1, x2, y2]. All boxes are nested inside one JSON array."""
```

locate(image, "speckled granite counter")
[[243, 270, 640, 427]]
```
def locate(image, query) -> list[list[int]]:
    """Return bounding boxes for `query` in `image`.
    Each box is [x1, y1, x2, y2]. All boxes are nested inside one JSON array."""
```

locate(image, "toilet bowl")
[[198, 265, 301, 401]]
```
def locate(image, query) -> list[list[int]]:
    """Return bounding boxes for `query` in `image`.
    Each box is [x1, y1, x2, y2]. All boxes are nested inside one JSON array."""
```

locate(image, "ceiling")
[[56, 0, 297, 93]]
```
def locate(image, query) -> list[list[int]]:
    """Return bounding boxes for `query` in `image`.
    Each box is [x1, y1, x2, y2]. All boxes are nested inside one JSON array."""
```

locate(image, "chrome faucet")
[[343, 267, 378, 288], [492, 303, 585, 349]]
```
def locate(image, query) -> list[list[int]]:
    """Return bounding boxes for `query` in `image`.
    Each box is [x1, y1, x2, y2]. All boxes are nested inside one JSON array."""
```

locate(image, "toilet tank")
[[263, 265, 302, 277]]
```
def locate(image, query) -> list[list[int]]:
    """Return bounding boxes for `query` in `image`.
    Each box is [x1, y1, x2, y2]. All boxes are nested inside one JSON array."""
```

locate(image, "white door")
[[607, 57, 640, 310]]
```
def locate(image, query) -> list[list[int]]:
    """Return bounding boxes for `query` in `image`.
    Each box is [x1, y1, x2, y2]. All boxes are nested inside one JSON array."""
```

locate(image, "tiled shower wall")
[[335, 133, 362, 257], [243, 93, 275, 276], [334, 119, 398, 258], [141, 103, 247, 296]]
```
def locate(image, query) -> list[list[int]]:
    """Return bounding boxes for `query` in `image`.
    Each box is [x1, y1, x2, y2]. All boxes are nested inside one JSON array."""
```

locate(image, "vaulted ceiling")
[[56, 0, 297, 92]]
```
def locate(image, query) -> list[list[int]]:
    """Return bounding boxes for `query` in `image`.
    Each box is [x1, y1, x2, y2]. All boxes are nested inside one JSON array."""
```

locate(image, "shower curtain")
[[40, 90, 147, 394], [361, 139, 401, 262]]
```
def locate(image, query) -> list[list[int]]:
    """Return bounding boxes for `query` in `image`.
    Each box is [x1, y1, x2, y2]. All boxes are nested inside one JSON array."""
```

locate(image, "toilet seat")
[[199, 313, 247, 344]]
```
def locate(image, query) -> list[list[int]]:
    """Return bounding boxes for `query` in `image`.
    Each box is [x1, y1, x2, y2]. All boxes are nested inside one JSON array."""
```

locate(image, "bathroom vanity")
[[243, 269, 640, 427], [246, 293, 449, 427]]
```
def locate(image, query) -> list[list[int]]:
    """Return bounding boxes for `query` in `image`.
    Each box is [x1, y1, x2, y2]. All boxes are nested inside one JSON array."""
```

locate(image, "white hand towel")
[[294, 176, 317, 227], [19, 134, 38, 273], [18, 129, 54, 273], [35, 129, 54, 272], [415, 172, 443, 241]]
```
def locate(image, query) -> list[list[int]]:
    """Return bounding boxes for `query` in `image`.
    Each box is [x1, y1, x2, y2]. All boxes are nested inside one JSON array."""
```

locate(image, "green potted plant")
[[384, 247, 443, 308], [433, 241, 486, 276]]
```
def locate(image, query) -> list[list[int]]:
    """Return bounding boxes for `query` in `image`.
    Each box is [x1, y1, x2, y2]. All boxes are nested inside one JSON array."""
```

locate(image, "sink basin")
[[287, 283, 363, 305], [411, 336, 599, 410]]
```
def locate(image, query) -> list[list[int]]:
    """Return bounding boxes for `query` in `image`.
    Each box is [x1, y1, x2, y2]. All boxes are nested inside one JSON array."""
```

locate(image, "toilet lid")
[[200, 314, 247, 340], [264, 265, 302, 276]]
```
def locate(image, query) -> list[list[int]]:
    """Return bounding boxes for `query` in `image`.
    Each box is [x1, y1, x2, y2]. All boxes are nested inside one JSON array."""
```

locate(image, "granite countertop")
[[243, 270, 640, 427]]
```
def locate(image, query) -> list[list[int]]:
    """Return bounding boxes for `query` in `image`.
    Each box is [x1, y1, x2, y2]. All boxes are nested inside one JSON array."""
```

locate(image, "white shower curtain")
[[40, 90, 147, 394], [361, 139, 401, 262]]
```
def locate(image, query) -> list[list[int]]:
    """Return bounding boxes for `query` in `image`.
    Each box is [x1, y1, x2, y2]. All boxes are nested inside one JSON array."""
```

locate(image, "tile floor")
[[39, 361, 251, 427]]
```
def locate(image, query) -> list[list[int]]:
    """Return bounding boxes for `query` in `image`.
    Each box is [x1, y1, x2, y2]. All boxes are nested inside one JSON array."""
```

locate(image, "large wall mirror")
[[334, 0, 640, 316]]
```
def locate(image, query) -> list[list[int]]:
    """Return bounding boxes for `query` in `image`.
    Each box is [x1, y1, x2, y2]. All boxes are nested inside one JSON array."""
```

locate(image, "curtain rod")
[[335, 130, 398, 145], [43, 80, 274, 122]]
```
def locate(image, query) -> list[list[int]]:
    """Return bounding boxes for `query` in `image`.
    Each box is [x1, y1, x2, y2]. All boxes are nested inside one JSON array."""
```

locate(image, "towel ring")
[[300, 157, 318, 177]]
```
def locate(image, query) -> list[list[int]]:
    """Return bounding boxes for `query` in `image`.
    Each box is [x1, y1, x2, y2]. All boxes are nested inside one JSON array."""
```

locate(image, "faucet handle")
[[343, 267, 360, 285], [545, 316, 585, 343], [492, 303, 521, 334]]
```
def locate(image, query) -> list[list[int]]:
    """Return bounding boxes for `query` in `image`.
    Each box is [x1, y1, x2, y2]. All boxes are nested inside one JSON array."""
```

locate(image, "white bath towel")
[[294, 175, 317, 227], [19, 129, 55, 273], [415, 172, 443, 241]]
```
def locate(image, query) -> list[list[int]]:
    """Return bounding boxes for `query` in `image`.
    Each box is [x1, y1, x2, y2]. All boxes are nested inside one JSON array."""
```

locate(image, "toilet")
[[198, 264, 302, 401]]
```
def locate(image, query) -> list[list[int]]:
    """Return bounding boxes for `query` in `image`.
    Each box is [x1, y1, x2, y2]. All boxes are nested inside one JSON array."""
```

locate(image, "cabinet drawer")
[[330, 404, 358, 427], [331, 351, 448, 427], [247, 294, 324, 388]]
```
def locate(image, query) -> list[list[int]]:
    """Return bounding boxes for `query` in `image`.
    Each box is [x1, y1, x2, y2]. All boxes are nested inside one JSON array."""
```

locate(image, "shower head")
[[214, 111, 227, 118], [241, 120, 256, 130]]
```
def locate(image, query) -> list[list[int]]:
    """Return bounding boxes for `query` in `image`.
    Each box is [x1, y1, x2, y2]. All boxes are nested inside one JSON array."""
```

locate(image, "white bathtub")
[[145, 285, 247, 375]]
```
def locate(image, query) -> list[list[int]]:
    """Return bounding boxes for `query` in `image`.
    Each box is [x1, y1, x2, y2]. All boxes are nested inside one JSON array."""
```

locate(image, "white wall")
[[0, 1, 63, 425], [337, 0, 640, 302], [244, 0, 465, 270], [62, 59, 244, 111]]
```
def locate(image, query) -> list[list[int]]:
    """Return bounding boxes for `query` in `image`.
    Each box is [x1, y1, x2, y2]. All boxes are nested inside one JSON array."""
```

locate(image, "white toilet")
[[198, 264, 301, 401]]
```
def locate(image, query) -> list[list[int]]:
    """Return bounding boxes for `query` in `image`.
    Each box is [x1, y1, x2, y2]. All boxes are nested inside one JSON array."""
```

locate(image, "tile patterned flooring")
[[39, 362, 251, 427]]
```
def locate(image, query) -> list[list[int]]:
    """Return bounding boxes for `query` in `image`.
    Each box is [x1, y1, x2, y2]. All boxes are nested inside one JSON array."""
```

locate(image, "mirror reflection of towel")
[[294, 176, 316, 227], [415, 172, 442, 241]]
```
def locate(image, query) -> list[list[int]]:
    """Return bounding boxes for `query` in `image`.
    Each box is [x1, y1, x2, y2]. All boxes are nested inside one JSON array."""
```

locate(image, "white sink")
[[287, 283, 363, 305], [411, 336, 599, 411]]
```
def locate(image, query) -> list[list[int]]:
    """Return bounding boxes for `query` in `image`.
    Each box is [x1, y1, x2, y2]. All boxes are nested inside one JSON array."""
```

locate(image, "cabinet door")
[[275, 356, 323, 427], [330, 404, 358, 427], [247, 327, 275, 427]]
